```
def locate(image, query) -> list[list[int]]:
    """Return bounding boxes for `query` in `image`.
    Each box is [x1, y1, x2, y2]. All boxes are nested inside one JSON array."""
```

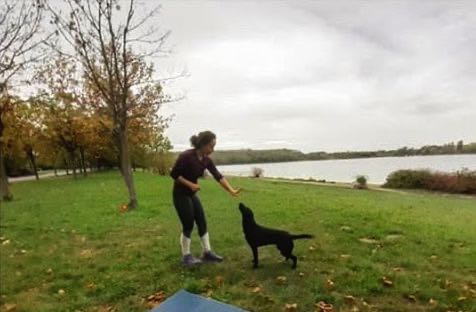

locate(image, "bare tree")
[[0, 0, 47, 201], [48, 0, 173, 209]]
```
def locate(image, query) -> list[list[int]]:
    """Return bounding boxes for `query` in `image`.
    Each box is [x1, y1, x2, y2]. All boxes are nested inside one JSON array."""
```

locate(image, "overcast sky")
[[154, 0, 476, 153]]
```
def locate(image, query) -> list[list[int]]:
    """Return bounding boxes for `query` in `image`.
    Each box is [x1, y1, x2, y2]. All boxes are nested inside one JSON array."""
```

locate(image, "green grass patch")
[[1, 171, 475, 311]]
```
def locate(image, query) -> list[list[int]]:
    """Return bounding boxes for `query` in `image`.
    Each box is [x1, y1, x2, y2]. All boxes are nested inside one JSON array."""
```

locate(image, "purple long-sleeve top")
[[170, 149, 224, 195]]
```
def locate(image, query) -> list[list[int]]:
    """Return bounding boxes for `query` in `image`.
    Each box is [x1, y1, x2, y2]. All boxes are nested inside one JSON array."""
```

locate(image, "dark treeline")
[[209, 141, 476, 165]]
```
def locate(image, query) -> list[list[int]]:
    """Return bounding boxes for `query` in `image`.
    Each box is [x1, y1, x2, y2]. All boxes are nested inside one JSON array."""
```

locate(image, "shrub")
[[383, 169, 476, 194], [353, 175, 368, 189], [149, 152, 174, 176], [383, 170, 432, 189], [251, 167, 264, 178]]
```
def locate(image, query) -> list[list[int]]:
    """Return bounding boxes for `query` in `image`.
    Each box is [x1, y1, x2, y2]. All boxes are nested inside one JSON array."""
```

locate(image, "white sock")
[[180, 233, 191, 256], [200, 232, 211, 252]]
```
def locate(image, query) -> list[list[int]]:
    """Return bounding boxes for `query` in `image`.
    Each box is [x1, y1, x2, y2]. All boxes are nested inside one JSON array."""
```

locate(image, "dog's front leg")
[[251, 246, 259, 268]]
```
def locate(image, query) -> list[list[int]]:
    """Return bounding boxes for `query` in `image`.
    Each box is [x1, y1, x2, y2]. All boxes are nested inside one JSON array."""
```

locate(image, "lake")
[[217, 154, 476, 184]]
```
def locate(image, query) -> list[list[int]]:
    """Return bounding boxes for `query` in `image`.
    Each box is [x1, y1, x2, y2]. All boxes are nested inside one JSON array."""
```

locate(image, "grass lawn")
[[1, 171, 475, 312]]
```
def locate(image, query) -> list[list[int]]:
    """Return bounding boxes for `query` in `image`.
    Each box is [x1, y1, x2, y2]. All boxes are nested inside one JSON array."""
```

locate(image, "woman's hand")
[[176, 176, 201, 192], [219, 178, 241, 197], [190, 183, 201, 192]]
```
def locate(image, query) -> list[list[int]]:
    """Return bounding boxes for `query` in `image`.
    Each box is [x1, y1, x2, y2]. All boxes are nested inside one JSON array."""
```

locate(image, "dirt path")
[[9, 171, 67, 183]]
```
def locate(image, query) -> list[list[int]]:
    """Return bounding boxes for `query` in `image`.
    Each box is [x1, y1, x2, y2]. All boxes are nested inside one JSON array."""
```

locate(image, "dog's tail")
[[291, 234, 314, 240]]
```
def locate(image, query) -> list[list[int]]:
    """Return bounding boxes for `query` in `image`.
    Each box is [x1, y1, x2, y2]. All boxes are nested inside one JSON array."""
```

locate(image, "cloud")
[[158, 0, 476, 152]]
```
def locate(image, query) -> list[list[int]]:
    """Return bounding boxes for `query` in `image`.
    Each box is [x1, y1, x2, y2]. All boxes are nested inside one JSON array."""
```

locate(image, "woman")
[[170, 131, 241, 266]]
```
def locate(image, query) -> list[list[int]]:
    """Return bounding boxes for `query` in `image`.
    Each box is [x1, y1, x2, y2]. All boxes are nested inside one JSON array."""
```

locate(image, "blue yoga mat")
[[150, 289, 247, 312]]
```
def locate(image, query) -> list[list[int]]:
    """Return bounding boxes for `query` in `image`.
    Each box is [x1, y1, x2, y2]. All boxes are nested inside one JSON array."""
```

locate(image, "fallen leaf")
[[340, 226, 352, 232], [276, 276, 287, 285], [309, 246, 316, 251], [214, 275, 224, 287], [251, 286, 261, 293], [118, 204, 128, 213], [299, 272, 305, 277], [80, 249, 93, 258], [145, 291, 166, 308], [430, 255, 438, 260], [316, 301, 334, 312], [382, 276, 393, 287], [340, 254, 350, 259], [243, 281, 259, 287], [85, 282, 96, 289], [404, 294, 417, 302], [457, 296, 467, 301], [3, 303, 17, 312], [97, 305, 116, 312], [325, 279, 335, 290], [359, 238, 379, 244], [46, 268, 53, 274], [284, 303, 298, 311], [263, 295, 275, 303], [384, 234, 403, 241], [2, 239, 11, 245], [428, 298, 437, 306], [344, 295, 356, 304], [58, 289, 65, 296]]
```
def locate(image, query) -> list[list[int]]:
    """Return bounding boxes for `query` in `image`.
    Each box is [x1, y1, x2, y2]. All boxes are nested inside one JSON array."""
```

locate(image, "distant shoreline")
[[210, 148, 476, 166]]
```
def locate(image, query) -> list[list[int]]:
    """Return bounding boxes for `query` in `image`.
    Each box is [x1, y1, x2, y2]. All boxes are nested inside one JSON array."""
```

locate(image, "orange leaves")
[[118, 203, 128, 213], [251, 286, 262, 293], [97, 305, 117, 312], [325, 279, 335, 290], [381, 276, 393, 287], [276, 276, 287, 285], [315, 301, 334, 312], [284, 303, 298, 311], [145, 291, 166, 309]]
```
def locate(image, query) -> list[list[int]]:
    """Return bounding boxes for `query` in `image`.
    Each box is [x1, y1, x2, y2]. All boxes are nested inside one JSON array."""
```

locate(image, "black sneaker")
[[182, 254, 202, 266], [202, 250, 223, 262]]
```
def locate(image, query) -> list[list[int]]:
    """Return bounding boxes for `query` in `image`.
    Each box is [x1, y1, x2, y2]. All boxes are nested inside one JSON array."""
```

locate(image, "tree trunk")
[[119, 129, 137, 209], [26, 148, 39, 180], [0, 113, 13, 202], [79, 147, 87, 177], [0, 143, 12, 202], [69, 151, 77, 179], [63, 156, 69, 175]]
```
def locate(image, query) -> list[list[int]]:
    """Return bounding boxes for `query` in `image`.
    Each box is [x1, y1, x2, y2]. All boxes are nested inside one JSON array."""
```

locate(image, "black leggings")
[[173, 192, 207, 238]]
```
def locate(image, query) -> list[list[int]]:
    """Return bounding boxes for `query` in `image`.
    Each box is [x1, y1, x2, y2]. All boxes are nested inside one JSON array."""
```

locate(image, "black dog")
[[238, 202, 313, 269]]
